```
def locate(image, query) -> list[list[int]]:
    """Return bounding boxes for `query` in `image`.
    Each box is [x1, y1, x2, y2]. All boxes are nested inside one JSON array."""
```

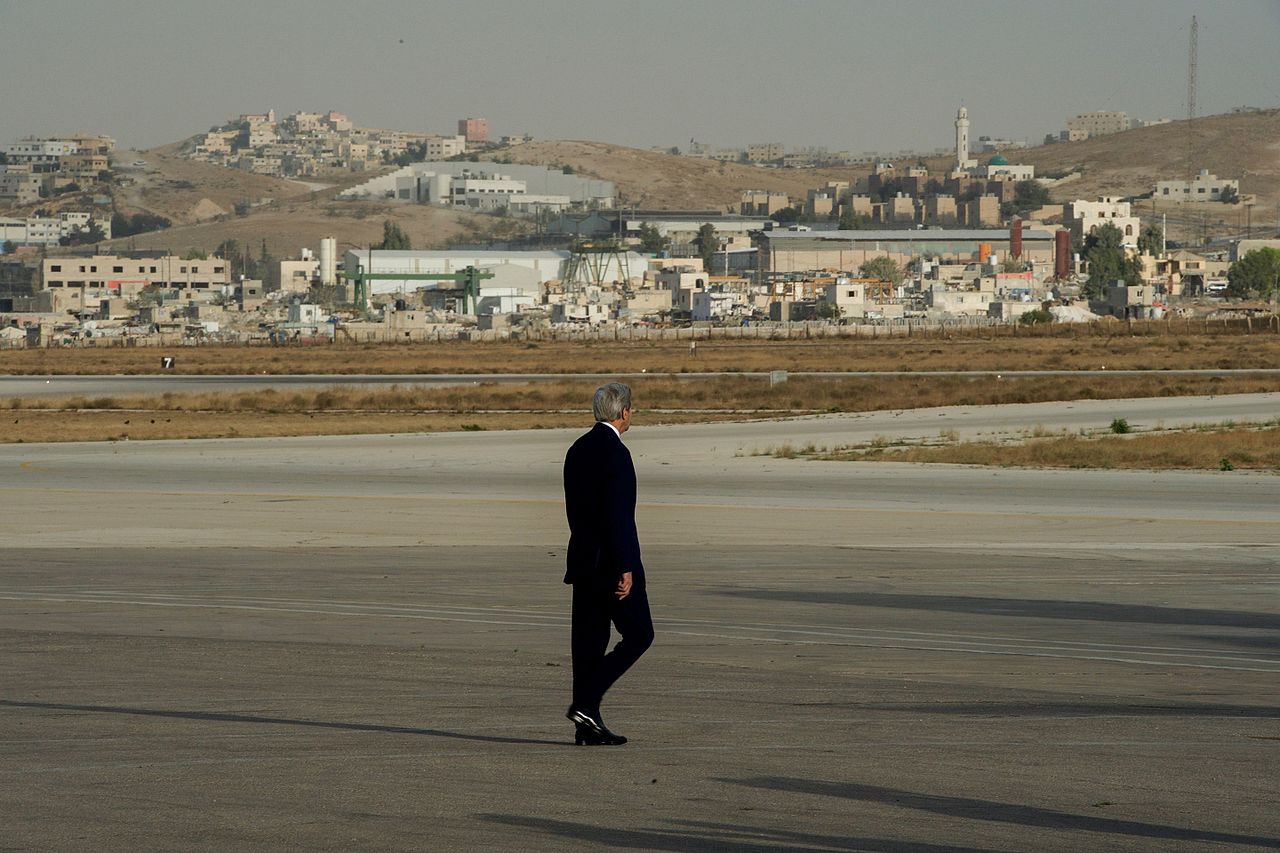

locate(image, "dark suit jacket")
[[563, 421, 644, 587]]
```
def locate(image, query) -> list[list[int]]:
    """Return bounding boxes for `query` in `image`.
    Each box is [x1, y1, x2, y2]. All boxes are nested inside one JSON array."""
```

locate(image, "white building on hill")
[[1155, 169, 1239, 202], [339, 161, 615, 212]]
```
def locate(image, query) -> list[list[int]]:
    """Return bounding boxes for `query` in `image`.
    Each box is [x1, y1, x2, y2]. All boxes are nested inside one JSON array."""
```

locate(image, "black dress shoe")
[[575, 722, 627, 746], [566, 705, 604, 732], [566, 706, 627, 745]]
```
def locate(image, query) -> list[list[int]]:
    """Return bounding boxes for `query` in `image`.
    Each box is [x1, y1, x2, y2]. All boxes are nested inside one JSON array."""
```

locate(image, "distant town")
[[0, 103, 1275, 349]]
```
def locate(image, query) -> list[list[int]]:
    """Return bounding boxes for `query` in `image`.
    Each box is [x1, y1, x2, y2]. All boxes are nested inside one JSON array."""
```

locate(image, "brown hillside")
[[95, 199, 518, 259], [1015, 110, 1280, 206], [85, 142, 507, 257], [118, 141, 324, 224], [494, 140, 869, 210]]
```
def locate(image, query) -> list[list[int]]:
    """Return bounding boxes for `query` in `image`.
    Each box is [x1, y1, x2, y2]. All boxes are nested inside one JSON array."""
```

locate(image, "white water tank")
[[319, 237, 337, 286]]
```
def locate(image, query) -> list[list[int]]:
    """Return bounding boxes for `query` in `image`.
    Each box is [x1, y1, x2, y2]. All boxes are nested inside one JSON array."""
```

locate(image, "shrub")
[[1110, 418, 1131, 434]]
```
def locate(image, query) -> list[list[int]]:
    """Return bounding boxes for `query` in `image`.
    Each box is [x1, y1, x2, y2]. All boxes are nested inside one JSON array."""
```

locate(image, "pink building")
[[457, 117, 488, 144]]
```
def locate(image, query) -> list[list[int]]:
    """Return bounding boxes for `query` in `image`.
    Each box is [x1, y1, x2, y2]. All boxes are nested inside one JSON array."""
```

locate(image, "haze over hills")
[[488, 140, 869, 210], [494, 110, 1280, 215], [1015, 109, 1280, 209], [24, 109, 1280, 258]]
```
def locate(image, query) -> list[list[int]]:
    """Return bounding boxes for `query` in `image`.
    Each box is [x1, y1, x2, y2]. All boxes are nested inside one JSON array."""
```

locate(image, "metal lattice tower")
[[565, 239, 631, 291], [1187, 15, 1198, 123]]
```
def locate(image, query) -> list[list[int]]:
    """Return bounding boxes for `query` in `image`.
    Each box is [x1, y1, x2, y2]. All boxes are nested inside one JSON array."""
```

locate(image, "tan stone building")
[[924, 195, 959, 225], [740, 190, 790, 216], [41, 254, 230, 303], [1065, 111, 1129, 140], [746, 143, 784, 163], [886, 194, 918, 224], [760, 229, 1056, 275], [963, 195, 1000, 227], [60, 153, 109, 179]]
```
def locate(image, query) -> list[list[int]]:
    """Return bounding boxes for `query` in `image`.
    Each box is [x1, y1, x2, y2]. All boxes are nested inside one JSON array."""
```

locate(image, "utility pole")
[[1187, 15, 1198, 124], [1186, 16, 1198, 181]]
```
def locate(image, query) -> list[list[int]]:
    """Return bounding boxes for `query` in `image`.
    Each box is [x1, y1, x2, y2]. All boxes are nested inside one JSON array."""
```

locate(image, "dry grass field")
[[812, 422, 1280, 472], [5, 325, 1280, 376], [5, 372, 1279, 444]]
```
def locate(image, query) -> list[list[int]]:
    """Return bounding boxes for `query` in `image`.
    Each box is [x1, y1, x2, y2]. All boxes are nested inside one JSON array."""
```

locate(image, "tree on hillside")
[[1136, 222, 1164, 255], [770, 206, 801, 224], [693, 223, 718, 271], [1219, 186, 1239, 205], [1082, 222, 1140, 299], [214, 239, 249, 280], [111, 212, 171, 237], [182, 248, 208, 260], [859, 256, 902, 284], [259, 239, 278, 289], [1226, 248, 1280, 299], [637, 222, 669, 254], [1003, 180, 1051, 219], [838, 206, 865, 230], [59, 222, 106, 246], [873, 178, 906, 203], [376, 219, 411, 250]]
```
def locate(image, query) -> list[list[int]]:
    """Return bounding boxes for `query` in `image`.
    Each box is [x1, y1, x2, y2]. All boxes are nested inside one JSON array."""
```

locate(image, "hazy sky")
[[2, 0, 1277, 154]]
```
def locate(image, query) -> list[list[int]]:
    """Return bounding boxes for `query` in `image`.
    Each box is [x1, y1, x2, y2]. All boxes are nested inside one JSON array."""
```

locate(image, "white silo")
[[319, 237, 337, 286]]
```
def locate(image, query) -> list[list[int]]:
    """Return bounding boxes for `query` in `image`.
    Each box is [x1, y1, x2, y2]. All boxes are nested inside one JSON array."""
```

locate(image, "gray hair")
[[592, 382, 632, 422]]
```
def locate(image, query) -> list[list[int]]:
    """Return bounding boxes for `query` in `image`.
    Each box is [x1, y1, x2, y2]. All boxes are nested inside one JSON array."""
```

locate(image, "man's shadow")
[[0, 699, 569, 747]]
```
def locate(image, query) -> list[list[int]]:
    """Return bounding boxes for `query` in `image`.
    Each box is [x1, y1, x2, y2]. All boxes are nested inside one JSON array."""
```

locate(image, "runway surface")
[[4, 369, 1280, 399], [2, 395, 1278, 850]]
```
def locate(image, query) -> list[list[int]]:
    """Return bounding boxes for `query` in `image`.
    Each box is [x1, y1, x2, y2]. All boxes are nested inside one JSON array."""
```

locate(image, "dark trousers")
[[570, 581, 654, 711]]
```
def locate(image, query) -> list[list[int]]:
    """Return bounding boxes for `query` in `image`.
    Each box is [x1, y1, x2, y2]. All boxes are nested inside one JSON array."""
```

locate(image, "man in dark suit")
[[563, 382, 654, 746]]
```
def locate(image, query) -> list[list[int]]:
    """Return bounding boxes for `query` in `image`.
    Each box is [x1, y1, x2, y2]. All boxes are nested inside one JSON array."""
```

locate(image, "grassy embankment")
[[765, 420, 1280, 472], [3, 372, 1278, 444]]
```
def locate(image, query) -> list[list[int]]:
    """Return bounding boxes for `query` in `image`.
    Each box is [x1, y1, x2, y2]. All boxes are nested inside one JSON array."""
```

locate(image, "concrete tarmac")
[[4, 370, 1280, 399], [1, 396, 1278, 850]]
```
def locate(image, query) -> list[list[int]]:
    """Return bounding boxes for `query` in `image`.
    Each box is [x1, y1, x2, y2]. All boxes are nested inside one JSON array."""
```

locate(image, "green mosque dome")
[[988, 154, 1010, 166]]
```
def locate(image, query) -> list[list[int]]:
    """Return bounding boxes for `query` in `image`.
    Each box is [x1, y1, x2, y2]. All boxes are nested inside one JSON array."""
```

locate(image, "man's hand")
[[616, 571, 633, 600]]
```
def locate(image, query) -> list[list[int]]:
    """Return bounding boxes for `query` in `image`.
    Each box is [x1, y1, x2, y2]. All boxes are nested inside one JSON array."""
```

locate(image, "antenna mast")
[[1187, 15, 1198, 123]]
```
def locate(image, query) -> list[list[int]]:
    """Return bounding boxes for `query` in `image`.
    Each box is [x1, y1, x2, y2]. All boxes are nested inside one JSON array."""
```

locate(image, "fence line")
[[23, 314, 1280, 348]]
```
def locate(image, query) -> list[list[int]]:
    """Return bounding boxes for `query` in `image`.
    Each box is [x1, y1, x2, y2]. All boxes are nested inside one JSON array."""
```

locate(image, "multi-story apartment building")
[[426, 136, 466, 159], [41, 254, 230, 301], [288, 112, 325, 133], [0, 212, 109, 246], [746, 143, 784, 163], [458, 117, 488, 144], [5, 138, 78, 173], [963, 195, 1001, 227], [1064, 197, 1140, 248], [740, 190, 790, 216], [247, 126, 278, 148], [924, 195, 959, 225], [1065, 111, 1130, 141], [70, 135, 115, 156], [0, 169, 43, 205], [61, 153, 109, 179]]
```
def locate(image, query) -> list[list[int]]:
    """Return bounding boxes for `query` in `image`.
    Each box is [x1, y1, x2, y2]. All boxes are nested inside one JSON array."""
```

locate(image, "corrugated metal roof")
[[764, 229, 1055, 241], [341, 249, 571, 259]]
